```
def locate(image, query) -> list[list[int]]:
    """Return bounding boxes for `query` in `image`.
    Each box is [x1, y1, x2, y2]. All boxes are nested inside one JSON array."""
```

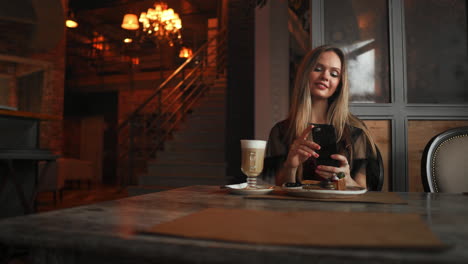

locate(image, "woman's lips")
[[315, 82, 328, 89]]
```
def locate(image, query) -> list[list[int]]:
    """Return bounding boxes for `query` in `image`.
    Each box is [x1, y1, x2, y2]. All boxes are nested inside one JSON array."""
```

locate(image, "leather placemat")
[[244, 191, 407, 204], [145, 208, 446, 249]]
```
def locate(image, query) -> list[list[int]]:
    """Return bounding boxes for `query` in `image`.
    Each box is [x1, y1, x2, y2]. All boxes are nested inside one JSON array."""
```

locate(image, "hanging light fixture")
[[121, 14, 139, 30], [179, 46, 193, 58], [121, 2, 182, 45]]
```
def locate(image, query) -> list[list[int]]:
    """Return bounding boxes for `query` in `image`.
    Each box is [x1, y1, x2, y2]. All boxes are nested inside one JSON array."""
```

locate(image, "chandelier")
[[121, 2, 182, 46]]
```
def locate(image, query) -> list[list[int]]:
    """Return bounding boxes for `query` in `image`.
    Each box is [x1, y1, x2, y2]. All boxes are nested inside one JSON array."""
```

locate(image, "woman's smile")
[[309, 51, 342, 100]]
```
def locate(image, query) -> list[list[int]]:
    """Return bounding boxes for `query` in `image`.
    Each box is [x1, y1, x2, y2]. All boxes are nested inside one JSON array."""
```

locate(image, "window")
[[312, 0, 468, 191]]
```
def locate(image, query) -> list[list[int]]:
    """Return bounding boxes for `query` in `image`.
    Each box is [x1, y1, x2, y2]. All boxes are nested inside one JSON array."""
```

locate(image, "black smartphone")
[[310, 123, 340, 167]]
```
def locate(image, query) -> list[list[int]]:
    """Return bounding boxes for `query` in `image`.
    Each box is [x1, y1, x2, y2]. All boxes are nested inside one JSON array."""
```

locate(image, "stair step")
[[184, 113, 225, 120], [147, 161, 226, 176], [196, 100, 226, 108], [191, 98, 225, 106], [196, 97, 225, 105], [179, 121, 225, 131], [194, 104, 226, 113], [184, 114, 225, 122], [183, 115, 224, 124], [207, 86, 226, 91], [199, 96, 225, 104], [138, 175, 226, 187], [135, 75, 227, 186], [156, 150, 225, 163], [165, 142, 224, 152], [207, 85, 223, 90], [206, 91, 225, 97], [172, 128, 225, 143], [178, 126, 225, 134], [172, 127, 225, 138], [165, 142, 224, 150], [191, 109, 225, 116]]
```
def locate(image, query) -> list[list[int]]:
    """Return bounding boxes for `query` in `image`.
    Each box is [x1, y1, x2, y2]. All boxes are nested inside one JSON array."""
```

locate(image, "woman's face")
[[308, 51, 342, 101]]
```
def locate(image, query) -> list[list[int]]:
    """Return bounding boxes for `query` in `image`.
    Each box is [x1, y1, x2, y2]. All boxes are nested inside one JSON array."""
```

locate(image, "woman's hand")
[[284, 125, 321, 169], [314, 154, 365, 188], [314, 154, 352, 183]]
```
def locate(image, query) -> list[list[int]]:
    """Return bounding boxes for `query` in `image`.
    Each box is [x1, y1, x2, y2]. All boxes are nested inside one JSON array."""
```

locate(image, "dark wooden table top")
[[0, 185, 467, 264]]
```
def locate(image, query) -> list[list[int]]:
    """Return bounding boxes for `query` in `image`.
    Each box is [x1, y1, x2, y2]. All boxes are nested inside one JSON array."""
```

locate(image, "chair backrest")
[[421, 126, 468, 193], [367, 146, 384, 191]]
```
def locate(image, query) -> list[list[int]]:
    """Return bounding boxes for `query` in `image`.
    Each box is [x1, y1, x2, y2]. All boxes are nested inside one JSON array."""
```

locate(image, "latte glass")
[[240, 140, 267, 189]]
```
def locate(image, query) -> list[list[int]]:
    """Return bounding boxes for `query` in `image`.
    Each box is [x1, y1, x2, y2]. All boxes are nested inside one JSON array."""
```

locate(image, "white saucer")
[[226, 185, 274, 195], [284, 186, 367, 199]]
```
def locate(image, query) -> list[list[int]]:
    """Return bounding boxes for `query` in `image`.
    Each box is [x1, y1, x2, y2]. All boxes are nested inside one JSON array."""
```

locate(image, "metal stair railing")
[[117, 28, 227, 188]]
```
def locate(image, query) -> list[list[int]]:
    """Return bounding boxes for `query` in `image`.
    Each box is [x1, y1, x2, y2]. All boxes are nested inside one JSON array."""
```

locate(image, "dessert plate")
[[283, 186, 367, 199]]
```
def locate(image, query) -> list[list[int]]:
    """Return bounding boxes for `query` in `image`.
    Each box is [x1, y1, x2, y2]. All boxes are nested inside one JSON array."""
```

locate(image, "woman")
[[262, 45, 379, 189]]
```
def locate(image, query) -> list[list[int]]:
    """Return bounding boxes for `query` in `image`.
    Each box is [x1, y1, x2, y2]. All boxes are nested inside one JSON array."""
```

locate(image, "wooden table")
[[0, 149, 57, 214], [0, 111, 59, 217], [0, 185, 467, 264]]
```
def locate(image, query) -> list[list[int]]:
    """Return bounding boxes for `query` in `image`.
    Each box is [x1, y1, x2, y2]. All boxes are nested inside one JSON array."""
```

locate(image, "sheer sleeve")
[[349, 127, 368, 179], [261, 121, 289, 184], [349, 126, 381, 190]]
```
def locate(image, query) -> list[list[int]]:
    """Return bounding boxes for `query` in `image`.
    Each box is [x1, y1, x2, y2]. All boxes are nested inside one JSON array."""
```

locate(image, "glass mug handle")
[[249, 151, 256, 171]]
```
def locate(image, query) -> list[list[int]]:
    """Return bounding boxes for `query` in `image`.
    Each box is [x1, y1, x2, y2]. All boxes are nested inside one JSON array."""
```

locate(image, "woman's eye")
[[314, 67, 323, 72], [331, 71, 340, 78]]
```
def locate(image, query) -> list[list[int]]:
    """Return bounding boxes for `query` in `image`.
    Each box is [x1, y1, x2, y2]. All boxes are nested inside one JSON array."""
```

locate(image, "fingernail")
[[314, 153, 319, 158]]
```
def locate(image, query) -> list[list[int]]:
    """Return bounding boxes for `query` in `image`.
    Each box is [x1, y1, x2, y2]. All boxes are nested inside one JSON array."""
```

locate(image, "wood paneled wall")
[[408, 120, 468, 192], [363, 120, 391, 192]]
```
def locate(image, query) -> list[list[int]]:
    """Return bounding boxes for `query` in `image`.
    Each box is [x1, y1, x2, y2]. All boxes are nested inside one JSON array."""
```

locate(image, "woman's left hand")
[[314, 154, 351, 182]]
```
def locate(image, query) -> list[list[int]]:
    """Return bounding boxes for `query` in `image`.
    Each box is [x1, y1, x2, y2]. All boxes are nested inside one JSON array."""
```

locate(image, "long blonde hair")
[[286, 45, 376, 153]]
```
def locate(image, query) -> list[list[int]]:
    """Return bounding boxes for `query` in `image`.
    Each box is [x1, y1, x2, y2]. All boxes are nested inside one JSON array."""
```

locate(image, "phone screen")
[[310, 123, 340, 167]]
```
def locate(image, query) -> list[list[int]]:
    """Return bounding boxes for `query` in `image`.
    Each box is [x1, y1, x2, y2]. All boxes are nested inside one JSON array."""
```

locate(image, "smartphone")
[[310, 123, 340, 167]]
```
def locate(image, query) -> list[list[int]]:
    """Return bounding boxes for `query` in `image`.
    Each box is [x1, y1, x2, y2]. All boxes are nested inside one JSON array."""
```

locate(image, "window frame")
[[311, 0, 468, 191]]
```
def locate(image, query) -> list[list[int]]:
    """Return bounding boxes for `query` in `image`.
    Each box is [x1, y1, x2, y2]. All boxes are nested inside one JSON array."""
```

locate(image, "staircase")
[[119, 28, 228, 196], [128, 76, 227, 195]]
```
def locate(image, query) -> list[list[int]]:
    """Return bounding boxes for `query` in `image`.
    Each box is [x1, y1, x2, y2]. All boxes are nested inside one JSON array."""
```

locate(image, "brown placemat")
[[145, 208, 446, 249], [244, 191, 407, 204]]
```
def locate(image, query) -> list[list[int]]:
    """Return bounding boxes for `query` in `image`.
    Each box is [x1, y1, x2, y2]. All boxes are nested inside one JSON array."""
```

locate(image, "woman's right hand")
[[284, 125, 321, 169]]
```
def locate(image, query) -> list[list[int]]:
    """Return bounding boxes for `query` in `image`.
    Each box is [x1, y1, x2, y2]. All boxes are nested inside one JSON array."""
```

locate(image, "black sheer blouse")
[[262, 120, 377, 187]]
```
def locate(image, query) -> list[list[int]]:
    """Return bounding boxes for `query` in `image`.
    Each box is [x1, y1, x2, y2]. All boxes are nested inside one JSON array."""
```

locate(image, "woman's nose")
[[320, 71, 330, 80]]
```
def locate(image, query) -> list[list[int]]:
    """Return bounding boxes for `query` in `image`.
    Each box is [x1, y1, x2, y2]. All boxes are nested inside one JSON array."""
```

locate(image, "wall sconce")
[[179, 47, 193, 58], [66, 11, 78, 28]]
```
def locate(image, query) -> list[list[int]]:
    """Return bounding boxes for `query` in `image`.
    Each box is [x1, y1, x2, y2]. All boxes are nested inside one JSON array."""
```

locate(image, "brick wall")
[[34, 0, 67, 154], [0, 0, 66, 154]]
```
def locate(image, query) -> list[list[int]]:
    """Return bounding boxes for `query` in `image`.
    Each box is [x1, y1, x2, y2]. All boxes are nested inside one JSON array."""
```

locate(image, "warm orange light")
[[179, 47, 193, 58], [66, 19, 78, 28], [129, 1, 182, 43], [92, 33, 105, 51], [123, 38, 133, 43], [122, 14, 139, 30]]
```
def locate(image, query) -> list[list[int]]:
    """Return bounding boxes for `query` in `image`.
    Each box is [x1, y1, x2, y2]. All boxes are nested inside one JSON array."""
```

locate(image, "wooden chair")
[[38, 158, 94, 200], [367, 146, 384, 191], [59, 158, 94, 189], [421, 127, 468, 193]]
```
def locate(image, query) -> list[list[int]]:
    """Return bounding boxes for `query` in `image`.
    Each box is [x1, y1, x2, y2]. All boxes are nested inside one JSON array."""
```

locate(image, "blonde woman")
[[263, 45, 380, 190]]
